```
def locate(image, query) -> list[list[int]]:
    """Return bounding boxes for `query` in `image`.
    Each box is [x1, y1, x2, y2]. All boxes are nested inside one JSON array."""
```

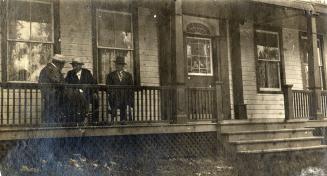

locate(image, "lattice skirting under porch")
[[0, 132, 218, 163]]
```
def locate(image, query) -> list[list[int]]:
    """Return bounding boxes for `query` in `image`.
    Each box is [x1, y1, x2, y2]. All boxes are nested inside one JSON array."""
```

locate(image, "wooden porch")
[[0, 82, 222, 140]]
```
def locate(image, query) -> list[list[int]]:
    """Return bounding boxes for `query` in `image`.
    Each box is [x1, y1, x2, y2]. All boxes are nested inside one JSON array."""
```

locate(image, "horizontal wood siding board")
[[60, 0, 93, 75], [138, 7, 160, 86]]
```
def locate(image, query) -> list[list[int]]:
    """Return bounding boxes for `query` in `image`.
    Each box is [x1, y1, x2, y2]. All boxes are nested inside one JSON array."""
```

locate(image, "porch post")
[[283, 84, 294, 120], [171, 0, 187, 123], [215, 81, 224, 121], [306, 11, 323, 120], [229, 21, 247, 119]]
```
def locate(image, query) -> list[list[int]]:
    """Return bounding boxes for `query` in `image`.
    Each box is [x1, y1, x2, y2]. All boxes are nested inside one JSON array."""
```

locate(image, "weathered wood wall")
[[137, 7, 160, 86], [283, 28, 304, 90], [60, 0, 93, 74]]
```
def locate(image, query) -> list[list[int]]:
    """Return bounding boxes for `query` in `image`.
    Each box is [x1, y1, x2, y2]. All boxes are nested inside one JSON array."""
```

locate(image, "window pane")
[[256, 31, 278, 48], [8, 0, 30, 40], [97, 11, 115, 47], [257, 61, 280, 89], [266, 62, 280, 88], [31, 2, 52, 42], [8, 42, 52, 81], [189, 56, 200, 73], [257, 45, 279, 61], [29, 43, 52, 81], [186, 37, 212, 75], [8, 42, 30, 81], [114, 13, 132, 49], [257, 61, 266, 88], [99, 49, 133, 83]]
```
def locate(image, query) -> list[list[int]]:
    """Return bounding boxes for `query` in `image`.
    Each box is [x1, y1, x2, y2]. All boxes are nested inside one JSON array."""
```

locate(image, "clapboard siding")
[[60, 0, 93, 74], [138, 8, 160, 86], [283, 28, 304, 90], [240, 23, 285, 119]]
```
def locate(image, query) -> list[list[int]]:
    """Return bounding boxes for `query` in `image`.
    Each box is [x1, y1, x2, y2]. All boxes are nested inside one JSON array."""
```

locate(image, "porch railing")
[[283, 85, 312, 119], [292, 90, 312, 119], [0, 83, 177, 126], [187, 87, 216, 121]]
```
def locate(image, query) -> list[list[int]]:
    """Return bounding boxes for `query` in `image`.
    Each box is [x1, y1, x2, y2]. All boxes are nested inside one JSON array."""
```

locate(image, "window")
[[186, 37, 213, 76], [96, 10, 133, 83], [300, 34, 325, 90], [255, 30, 281, 91], [7, 0, 54, 82]]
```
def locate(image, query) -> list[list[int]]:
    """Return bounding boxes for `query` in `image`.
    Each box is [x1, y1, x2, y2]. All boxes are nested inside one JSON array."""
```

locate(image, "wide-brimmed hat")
[[114, 56, 127, 65], [70, 58, 84, 65], [52, 54, 66, 63]]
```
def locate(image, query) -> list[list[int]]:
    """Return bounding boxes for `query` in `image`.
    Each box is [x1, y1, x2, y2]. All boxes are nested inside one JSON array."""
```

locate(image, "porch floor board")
[[0, 122, 217, 141]]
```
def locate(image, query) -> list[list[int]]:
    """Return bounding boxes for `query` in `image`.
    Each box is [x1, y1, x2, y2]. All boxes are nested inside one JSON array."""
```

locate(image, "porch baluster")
[[18, 88, 21, 125]]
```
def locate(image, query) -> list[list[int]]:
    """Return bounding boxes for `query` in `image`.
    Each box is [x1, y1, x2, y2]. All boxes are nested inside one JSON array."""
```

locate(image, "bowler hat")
[[70, 58, 84, 65], [114, 56, 127, 65], [52, 54, 66, 63]]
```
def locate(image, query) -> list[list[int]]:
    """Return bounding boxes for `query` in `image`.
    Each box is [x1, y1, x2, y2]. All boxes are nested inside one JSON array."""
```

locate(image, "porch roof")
[[251, 0, 327, 14]]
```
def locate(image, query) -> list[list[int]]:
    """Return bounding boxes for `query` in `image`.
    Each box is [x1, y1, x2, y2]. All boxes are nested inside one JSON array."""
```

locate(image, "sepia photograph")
[[0, 0, 327, 175]]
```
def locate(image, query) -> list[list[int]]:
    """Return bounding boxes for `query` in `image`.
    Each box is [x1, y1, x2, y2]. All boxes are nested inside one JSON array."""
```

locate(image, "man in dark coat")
[[106, 56, 134, 124], [65, 58, 99, 123], [39, 54, 66, 123]]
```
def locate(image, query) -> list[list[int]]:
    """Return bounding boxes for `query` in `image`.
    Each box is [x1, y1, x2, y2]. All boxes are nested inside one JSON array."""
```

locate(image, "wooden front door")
[[185, 35, 218, 121]]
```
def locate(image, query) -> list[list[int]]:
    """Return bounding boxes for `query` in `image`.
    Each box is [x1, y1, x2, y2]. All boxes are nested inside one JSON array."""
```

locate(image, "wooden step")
[[237, 145, 327, 154], [223, 128, 314, 142], [220, 120, 306, 133], [230, 137, 323, 151]]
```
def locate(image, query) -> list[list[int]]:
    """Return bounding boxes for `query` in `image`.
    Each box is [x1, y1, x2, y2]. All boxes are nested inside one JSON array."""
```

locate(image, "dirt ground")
[[0, 138, 326, 176], [0, 153, 236, 176]]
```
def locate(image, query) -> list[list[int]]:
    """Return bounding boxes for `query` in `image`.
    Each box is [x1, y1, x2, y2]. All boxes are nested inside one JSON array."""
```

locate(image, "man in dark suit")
[[106, 56, 134, 124], [39, 54, 66, 123], [65, 58, 99, 124]]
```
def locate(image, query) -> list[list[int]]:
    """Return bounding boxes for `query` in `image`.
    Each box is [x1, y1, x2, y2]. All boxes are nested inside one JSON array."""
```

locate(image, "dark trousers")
[[42, 93, 63, 123]]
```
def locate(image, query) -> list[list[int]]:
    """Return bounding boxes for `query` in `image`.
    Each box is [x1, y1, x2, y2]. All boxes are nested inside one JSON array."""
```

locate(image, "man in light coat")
[[39, 54, 66, 123]]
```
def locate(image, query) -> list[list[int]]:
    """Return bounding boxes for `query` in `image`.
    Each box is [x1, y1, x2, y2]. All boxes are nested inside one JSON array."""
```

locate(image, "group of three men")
[[38, 54, 133, 125]]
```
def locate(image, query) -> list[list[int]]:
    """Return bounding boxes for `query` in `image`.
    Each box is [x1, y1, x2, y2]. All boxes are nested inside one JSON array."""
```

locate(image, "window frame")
[[1, 0, 59, 83], [185, 36, 213, 76], [95, 9, 134, 84], [254, 28, 283, 93]]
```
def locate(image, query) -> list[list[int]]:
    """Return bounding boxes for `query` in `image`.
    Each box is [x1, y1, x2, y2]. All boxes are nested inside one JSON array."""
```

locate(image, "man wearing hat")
[[65, 58, 99, 123], [39, 54, 66, 123], [106, 56, 134, 125]]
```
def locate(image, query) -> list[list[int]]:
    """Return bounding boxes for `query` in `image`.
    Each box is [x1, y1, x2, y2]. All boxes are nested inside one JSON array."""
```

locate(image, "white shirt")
[[76, 70, 82, 80], [118, 71, 123, 81], [76, 70, 83, 93]]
